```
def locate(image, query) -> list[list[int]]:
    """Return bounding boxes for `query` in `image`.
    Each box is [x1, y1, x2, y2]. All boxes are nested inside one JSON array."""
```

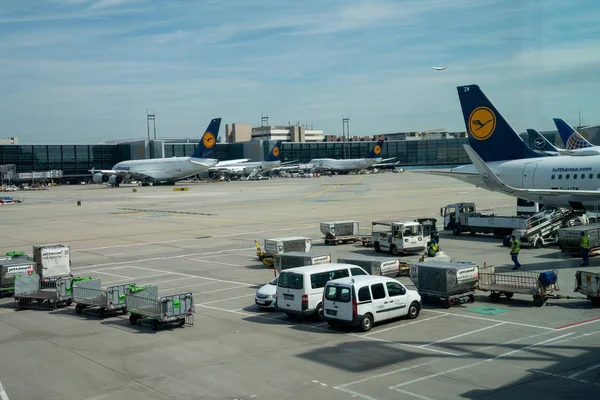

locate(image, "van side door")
[[385, 281, 408, 319], [369, 283, 389, 322]]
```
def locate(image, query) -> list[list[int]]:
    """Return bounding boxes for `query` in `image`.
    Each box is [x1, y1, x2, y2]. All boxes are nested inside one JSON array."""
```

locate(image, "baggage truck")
[[0, 259, 36, 298], [32, 243, 72, 283], [574, 270, 600, 306], [410, 260, 479, 308], [336, 256, 409, 277], [274, 251, 331, 273], [320, 221, 362, 245], [371, 220, 428, 255], [558, 223, 600, 256], [441, 202, 528, 237]]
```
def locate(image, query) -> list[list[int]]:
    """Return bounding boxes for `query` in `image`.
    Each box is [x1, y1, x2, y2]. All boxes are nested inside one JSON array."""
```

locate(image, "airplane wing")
[[463, 144, 600, 198], [409, 169, 478, 178], [215, 159, 251, 166], [89, 168, 153, 182], [188, 159, 216, 168]]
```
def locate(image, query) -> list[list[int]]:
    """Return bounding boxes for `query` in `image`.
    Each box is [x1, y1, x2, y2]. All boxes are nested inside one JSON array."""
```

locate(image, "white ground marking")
[[199, 284, 254, 294], [426, 309, 555, 331], [71, 247, 256, 270], [387, 333, 574, 391], [531, 369, 600, 387], [186, 258, 244, 267], [0, 379, 10, 400], [90, 271, 134, 279], [199, 294, 256, 305], [361, 314, 449, 337], [568, 362, 600, 379], [159, 280, 227, 292], [127, 266, 257, 286], [419, 322, 506, 348], [101, 272, 174, 285]]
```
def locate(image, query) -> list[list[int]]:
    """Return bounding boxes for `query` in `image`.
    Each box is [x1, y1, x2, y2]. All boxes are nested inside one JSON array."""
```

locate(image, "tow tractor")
[[371, 220, 428, 255]]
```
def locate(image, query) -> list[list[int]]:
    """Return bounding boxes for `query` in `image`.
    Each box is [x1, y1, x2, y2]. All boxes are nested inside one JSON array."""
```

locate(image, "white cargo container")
[[274, 252, 331, 273], [320, 221, 359, 238], [574, 270, 600, 307], [32, 244, 71, 279], [336, 256, 407, 277], [264, 237, 311, 256]]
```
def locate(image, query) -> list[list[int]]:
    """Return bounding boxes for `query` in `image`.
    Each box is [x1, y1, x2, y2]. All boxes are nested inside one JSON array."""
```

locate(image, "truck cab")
[[371, 221, 428, 255], [416, 218, 439, 244], [441, 202, 476, 234]]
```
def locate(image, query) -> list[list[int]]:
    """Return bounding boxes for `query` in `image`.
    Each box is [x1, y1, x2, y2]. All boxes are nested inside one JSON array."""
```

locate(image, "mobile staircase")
[[514, 207, 587, 248]]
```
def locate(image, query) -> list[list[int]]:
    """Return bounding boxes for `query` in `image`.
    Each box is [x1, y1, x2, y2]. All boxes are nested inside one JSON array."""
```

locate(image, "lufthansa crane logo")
[[468, 107, 496, 141], [373, 145, 381, 155], [533, 137, 545, 149], [272, 146, 280, 157], [203, 132, 215, 148]]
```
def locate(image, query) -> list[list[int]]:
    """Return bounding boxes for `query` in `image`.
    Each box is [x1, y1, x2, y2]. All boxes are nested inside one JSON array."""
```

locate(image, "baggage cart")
[[410, 260, 479, 308], [320, 221, 363, 245], [13, 273, 73, 310], [126, 285, 194, 331], [274, 251, 331, 274], [477, 266, 559, 307], [0, 259, 36, 298], [72, 278, 134, 317], [336, 256, 409, 277], [574, 270, 600, 307]]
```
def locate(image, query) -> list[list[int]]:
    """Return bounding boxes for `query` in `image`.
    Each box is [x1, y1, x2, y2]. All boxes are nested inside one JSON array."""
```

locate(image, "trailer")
[[336, 256, 409, 277], [441, 202, 528, 237], [410, 260, 479, 308], [256, 237, 312, 267], [574, 270, 600, 307], [13, 273, 73, 310], [0, 259, 36, 298], [558, 223, 600, 256], [371, 220, 428, 255], [477, 265, 559, 307], [72, 278, 135, 317], [274, 251, 331, 274], [320, 221, 364, 245], [126, 285, 194, 331]]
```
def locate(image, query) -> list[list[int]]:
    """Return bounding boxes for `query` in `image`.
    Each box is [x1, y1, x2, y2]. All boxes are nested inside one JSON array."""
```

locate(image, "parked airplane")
[[91, 118, 222, 187], [307, 139, 396, 173], [414, 84, 600, 210], [209, 141, 286, 178], [433, 66, 447, 71], [553, 118, 600, 155], [527, 128, 559, 156]]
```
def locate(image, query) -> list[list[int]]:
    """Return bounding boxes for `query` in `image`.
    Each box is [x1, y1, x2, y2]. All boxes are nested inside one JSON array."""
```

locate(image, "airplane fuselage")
[[112, 157, 218, 182], [211, 161, 281, 176], [452, 155, 600, 208], [309, 157, 382, 172]]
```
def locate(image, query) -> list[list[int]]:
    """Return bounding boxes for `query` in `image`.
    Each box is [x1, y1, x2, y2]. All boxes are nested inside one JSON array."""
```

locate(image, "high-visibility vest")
[[511, 239, 520, 253], [581, 235, 589, 249]]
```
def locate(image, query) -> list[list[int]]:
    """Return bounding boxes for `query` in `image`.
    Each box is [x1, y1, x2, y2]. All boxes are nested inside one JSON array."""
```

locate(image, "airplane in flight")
[[307, 139, 396, 174], [208, 141, 289, 179], [553, 118, 600, 155], [414, 84, 600, 210], [432, 66, 447, 71], [91, 118, 222, 187]]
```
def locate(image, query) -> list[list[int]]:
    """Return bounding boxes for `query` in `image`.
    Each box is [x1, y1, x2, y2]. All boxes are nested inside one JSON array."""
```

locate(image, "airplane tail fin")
[[366, 139, 384, 159], [526, 129, 560, 153], [191, 118, 222, 159], [553, 118, 593, 150], [265, 140, 283, 162], [457, 85, 539, 162]]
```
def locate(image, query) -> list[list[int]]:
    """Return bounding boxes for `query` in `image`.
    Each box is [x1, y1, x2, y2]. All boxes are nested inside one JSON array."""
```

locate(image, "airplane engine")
[[93, 173, 109, 184], [108, 175, 123, 185]]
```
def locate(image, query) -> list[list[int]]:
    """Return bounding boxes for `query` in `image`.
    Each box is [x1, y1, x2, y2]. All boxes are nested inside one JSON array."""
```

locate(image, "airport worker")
[[428, 239, 439, 257], [510, 235, 521, 270], [580, 231, 590, 266]]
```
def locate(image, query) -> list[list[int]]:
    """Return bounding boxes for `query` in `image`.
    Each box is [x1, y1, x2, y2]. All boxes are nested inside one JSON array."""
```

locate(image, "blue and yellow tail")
[[191, 118, 221, 159], [553, 118, 593, 150], [526, 129, 559, 153], [366, 139, 384, 159], [265, 140, 283, 162], [457, 85, 538, 162]]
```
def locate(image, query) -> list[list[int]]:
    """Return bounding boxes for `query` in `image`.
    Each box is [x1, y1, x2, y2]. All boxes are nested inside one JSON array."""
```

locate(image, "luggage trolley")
[[13, 273, 73, 310], [125, 285, 195, 331], [72, 278, 134, 318], [477, 266, 559, 307]]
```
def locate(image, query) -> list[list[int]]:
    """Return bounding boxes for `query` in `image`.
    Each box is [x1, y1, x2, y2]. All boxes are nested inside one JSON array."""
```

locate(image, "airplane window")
[[566, 174, 570, 179], [558, 174, 562, 179], [551, 174, 555, 180], [581, 174, 585, 179], [597, 174, 600, 179], [573, 174, 577, 180], [590, 174, 594, 179]]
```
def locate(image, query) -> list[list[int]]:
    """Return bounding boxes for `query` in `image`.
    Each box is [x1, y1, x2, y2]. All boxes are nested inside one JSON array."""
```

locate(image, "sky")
[[1, 0, 600, 144]]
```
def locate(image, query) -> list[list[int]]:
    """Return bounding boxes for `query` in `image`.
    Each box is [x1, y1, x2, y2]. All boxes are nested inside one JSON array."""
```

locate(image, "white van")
[[276, 263, 369, 320], [323, 275, 421, 332]]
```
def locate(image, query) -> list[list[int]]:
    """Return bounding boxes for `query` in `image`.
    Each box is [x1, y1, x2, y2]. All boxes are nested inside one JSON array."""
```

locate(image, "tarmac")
[[1, 172, 599, 400]]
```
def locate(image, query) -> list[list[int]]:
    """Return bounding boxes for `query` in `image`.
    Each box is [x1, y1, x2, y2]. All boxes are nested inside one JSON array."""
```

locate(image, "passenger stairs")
[[515, 207, 586, 247]]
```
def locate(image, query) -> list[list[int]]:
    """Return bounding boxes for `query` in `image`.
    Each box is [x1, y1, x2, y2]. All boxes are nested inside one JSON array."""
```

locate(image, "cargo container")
[[32, 243, 71, 279], [0, 259, 36, 297], [410, 260, 479, 308], [274, 251, 331, 273], [320, 221, 363, 245], [264, 237, 311, 255], [558, 224, 600, 255], [574, 270, 600, 306], [336, 256, 408, 277]]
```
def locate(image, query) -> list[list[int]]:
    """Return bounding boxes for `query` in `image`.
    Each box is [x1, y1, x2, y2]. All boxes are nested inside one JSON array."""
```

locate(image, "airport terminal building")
[[1, 124, 599, 183]]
